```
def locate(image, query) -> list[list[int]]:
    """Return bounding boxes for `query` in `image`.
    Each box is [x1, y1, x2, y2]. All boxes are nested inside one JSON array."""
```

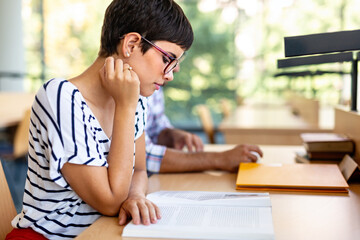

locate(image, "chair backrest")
[[196, 105, 216, 144], [220, 99, 232, 119], [0, 161, 17, 239], [286, 91, 319, 127], [13, 109, 31, 159]]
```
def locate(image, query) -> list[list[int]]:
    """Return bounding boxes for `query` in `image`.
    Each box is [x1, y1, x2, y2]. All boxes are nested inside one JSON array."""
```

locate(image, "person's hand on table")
[[157, 128, 204, 152], [118, 194, 161, 226], [219, 144, 263, 172]]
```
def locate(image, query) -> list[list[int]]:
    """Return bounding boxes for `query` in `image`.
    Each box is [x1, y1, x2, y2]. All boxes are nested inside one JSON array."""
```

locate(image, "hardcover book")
[[295, 150, 341, 164], [300, 133, 354, 153], [236, 162, 349, 193], [307, 151, 351, 160]]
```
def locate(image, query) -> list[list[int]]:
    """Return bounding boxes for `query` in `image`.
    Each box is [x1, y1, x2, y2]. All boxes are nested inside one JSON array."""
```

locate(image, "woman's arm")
[[118, 133, 161, 225], [60, 106, 136, 216], [61, 57, 140, 216]]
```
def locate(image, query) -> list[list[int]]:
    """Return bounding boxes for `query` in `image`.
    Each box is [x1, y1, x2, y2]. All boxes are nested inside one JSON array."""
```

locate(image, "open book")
[[122, 191, 274, 240]]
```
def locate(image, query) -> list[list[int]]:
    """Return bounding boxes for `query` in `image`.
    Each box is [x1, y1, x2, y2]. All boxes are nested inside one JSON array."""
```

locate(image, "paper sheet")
[[123, 191, 274, 240]]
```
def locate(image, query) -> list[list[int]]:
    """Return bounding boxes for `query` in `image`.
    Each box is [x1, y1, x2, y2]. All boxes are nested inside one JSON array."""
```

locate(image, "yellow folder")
[[236, 163, 349, 193]]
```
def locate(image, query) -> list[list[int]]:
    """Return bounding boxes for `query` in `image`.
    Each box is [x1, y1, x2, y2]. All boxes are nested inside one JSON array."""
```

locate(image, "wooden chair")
[[236, 94, 244, 106], [13, 109, 31, 159], [0, 160, 17, 239], [196, 105, 216, 144], [0, 109, 31, 160], [286, 92, 319, 127], [220, 98, 232, 119]]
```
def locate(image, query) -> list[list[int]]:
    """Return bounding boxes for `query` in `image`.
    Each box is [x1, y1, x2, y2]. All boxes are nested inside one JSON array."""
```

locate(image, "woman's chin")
[[140, 89, 156, 98]]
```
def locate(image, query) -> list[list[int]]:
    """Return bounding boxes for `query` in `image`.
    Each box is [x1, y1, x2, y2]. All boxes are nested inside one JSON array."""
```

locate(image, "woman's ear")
[[121, 32, 142, 58]]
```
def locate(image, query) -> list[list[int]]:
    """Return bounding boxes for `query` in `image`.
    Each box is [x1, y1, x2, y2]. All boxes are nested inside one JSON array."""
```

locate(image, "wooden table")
[[76, 145, 360, 240], [219, 104, 333, 145], [0, 92, 35, 128]]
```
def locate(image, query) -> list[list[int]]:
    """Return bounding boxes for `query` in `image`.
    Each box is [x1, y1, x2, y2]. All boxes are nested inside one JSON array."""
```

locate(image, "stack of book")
[[297, 133, 355, 163]]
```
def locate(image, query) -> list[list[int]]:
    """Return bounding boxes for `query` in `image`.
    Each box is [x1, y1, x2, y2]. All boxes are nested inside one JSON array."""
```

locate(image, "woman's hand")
[[118, 194, 161, 226], [99, 57, 140, 109]]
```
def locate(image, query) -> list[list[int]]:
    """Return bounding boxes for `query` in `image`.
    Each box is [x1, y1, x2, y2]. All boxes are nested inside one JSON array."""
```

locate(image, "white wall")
[[0, 0, 25, 91]]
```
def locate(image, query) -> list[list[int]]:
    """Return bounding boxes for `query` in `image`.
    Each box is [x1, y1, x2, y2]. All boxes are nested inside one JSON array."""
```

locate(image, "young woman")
[[7, 0, 193, 239]]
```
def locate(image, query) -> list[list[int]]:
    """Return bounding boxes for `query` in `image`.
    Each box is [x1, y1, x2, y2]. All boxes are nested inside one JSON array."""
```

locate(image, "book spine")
[[307, 151, 349, 160], [304, 142, 354, 152]]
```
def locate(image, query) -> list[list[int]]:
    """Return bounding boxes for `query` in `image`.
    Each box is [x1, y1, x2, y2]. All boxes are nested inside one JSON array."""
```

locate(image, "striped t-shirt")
[[11, 78, 147, 239]]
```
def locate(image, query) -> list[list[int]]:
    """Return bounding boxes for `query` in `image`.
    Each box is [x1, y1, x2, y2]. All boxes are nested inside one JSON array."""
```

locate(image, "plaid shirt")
[[145, 88, 173, 173]]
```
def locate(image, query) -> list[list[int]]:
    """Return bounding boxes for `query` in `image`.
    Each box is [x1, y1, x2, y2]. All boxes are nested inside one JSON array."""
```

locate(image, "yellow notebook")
[[236, 163, 349, 193]]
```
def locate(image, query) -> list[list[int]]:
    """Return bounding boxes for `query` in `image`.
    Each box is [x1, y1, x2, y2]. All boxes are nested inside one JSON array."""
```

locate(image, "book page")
[[147, 191, 271, 207], [123, 191, 274, 240]]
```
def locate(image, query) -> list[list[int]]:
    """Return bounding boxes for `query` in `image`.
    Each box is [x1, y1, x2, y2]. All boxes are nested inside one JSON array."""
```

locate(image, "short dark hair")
[[99, 0, 194, 57]]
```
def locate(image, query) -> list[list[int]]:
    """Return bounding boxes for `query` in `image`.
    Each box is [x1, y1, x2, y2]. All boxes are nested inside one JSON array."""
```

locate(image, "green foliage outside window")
[[166, 1, 238, 127]]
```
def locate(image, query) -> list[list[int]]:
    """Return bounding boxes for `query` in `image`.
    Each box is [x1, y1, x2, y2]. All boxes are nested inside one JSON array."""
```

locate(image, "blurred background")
[[1, 0, 360, 135], [1, 0, 360, 214]]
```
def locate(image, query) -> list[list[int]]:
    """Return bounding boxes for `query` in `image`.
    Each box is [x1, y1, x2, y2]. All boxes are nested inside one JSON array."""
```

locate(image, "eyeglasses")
[[141, 36, 185, 74]]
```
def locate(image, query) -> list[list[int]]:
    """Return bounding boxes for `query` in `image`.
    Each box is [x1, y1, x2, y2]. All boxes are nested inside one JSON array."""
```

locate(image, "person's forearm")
[[128, 169, 148, 197], [159, 148, 223, 173], [61, 106, 137, 216], [107, 106, 136, 200], [157, 128, 175, 148]]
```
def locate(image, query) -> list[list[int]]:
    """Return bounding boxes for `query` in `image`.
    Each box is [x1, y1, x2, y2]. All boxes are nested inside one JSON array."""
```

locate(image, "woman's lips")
[[154, 82, 163, 90]]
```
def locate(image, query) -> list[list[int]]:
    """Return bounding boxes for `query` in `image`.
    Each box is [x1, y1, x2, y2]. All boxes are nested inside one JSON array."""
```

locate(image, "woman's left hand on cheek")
[[100, 57, 140, 108]]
